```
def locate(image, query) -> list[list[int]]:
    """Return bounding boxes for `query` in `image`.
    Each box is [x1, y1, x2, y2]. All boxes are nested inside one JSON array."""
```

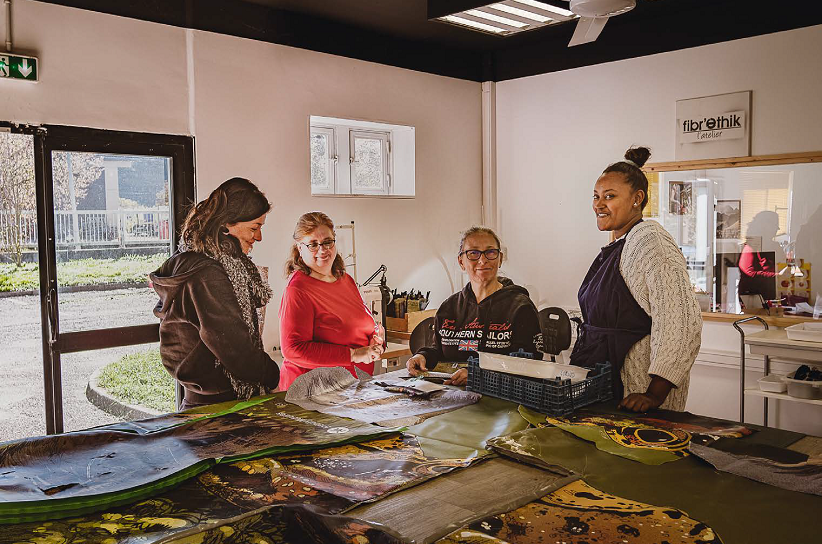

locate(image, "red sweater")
[[278, 271, 376, 390]]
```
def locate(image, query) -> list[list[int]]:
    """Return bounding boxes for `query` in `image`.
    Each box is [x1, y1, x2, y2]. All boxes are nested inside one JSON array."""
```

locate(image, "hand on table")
[[406, 354, 428, 376], [444, 368, 468, 386], [618, 375, 674, 412], [618, 392, 664, 413]]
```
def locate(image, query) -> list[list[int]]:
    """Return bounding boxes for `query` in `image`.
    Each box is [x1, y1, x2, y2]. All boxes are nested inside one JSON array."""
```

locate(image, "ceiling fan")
[[563, 0, 636, 46]]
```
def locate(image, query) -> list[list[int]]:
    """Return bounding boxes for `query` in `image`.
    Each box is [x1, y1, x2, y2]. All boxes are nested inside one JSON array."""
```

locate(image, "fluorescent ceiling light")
[[442, 15, 507, 33], [490, 3, 551, 22], [466, 9, 528, 28], [434, 1, 579, 37], [514, 0, 575, 17]]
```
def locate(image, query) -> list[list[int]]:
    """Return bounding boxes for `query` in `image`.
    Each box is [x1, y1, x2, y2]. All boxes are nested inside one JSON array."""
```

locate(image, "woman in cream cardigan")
[[570, 146, 702, 412]]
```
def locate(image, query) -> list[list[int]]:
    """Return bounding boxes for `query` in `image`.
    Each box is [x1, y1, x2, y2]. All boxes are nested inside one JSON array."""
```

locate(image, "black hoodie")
[[417, 278, 543, 370], [150, 252, 279, 408]]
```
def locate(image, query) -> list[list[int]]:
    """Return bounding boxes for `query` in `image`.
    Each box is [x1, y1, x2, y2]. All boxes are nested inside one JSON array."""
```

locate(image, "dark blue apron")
[[570, 221, 651, 400]]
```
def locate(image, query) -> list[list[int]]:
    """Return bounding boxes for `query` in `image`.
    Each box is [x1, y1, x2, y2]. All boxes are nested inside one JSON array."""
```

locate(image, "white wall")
[[1, 1, 482, 349], [191, 31, 482, 346], [496, 25, 822, 435]]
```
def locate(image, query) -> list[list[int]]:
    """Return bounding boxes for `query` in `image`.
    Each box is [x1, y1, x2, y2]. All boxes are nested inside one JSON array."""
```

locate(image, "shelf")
[[744, 388, 822, 406], [744, 330, 822, 362]]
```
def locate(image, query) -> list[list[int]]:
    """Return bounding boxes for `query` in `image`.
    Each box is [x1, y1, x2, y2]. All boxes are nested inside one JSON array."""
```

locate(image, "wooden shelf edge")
[[643, 151, 822, 172], [702, 312, 820, 328], [744, 388, 822, 406]]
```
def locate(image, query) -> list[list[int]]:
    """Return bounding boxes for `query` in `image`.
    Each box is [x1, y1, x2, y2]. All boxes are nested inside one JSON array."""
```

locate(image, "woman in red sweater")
[[278, 212, 384, 390]]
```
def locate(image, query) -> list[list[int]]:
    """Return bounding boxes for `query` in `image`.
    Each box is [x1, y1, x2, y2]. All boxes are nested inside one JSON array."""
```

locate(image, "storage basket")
[[466, 355, 612, 417]]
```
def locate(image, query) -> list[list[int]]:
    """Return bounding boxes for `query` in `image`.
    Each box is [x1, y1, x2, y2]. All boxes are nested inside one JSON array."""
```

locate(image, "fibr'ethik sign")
[[679, 111, 745, 143], [0, 54, 39, 82]]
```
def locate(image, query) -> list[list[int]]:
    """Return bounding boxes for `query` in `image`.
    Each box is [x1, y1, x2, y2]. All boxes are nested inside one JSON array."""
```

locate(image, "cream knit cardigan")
[[617, 220, 703, 411]]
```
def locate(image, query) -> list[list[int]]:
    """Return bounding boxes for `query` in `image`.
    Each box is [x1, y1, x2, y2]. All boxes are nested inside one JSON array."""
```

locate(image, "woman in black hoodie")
[[406, 227, 543, 385]]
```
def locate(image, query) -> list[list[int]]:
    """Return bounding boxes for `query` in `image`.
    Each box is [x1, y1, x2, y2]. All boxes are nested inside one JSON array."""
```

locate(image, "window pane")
[[0, 132, 46, 440], [51, 152, 173, 332], [353, 136, 384, 190], [310, 132, 330, 189], [657, 163, 822, 317], [61, 342, 170, 434]]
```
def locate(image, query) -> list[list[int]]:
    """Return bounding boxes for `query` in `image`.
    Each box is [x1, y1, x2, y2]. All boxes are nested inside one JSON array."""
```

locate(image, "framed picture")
[[668, 181, 693, 215], [715, 199, 741, 239]]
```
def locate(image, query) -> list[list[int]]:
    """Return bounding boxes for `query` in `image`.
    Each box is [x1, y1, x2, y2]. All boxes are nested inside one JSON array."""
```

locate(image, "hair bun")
[[624, 146, 651, 168]]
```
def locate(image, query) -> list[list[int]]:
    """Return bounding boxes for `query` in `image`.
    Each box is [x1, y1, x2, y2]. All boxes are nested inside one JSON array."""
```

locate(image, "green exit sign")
[[0, 54, 39, 82]]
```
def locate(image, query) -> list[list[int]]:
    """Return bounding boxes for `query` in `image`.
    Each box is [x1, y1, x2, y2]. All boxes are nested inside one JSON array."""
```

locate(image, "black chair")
[[409, 316, 436, 354], [538, 307, 572, 362]]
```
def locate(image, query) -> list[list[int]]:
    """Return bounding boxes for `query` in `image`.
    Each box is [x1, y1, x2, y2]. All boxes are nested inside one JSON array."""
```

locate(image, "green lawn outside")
[[0, 253, 167, 292], [97, 348, 176, 413]]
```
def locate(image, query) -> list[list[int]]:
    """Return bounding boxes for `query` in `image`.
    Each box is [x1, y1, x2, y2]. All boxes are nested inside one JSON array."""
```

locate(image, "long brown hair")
[[284, 211, 346, 279], [180, 178, 270, 258]]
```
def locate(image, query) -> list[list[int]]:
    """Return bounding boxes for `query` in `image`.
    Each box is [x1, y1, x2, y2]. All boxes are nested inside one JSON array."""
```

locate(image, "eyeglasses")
[[300, 239, 336, 253], [459, 248, 500, 261]]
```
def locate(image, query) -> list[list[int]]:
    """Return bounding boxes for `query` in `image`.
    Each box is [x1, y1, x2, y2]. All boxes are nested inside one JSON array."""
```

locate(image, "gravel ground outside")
[[0, 287, 164, 443]]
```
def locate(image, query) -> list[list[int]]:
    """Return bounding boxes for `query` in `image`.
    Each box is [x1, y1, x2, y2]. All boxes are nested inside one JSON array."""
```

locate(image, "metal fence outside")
[[0, 209, 171, 249]]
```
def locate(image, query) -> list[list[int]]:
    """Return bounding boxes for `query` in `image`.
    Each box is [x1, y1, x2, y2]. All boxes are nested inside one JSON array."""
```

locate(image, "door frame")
[[1, 122, 195, 434]]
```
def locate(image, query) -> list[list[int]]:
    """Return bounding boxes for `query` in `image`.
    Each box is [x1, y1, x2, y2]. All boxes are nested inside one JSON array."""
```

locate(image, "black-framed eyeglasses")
[[459, 248, 500, 261], [300, 239, 336, 253]]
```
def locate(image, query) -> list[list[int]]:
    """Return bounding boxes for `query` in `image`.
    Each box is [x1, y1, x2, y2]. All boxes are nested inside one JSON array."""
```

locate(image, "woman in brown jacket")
[[151, 178, 280, 409]]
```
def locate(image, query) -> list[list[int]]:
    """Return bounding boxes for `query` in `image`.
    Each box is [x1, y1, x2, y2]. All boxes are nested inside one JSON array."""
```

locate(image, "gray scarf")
[[179, 240, 274, 400]]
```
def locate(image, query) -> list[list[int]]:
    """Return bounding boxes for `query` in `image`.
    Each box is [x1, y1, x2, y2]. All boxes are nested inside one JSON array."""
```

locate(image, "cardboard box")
[[386, 309, 437, 333]]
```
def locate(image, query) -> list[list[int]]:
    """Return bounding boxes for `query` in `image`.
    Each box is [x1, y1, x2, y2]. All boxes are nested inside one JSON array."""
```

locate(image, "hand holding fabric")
[[445, 368, 468, 386], [351, 343, 383, 364], [406, 354, 428, 376]]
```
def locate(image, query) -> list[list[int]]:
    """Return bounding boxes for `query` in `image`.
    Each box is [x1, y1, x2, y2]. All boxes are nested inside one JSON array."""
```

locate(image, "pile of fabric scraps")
[[0, 433, 477, 542], [286, 367, 481, 427], [0, 395, 396, 524]]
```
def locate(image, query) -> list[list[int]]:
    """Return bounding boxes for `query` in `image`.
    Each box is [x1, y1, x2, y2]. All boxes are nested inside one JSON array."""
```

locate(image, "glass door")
[[0, 124, 194, 439]]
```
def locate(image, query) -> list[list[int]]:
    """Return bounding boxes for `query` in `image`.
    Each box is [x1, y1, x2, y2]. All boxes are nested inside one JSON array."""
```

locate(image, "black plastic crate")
[[466, 356, 612, 417]]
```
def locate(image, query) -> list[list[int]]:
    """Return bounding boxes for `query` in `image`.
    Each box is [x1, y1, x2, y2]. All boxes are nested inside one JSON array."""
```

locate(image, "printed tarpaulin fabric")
[[690, 442, 822, 497], [434, 479, 723, 544], [519, 406, 753, 465], [285, 367, 481, 427], [0, 394, 397, 524], [0, 434, 476, 542], [156, 504, 405, 544]]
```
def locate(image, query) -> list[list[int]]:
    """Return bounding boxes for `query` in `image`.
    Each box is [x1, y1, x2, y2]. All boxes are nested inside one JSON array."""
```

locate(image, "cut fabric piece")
[[348, 457, 578, 544], [202, 434, 476, 507], [286, 367, 481, 427], [520, 405, 754, 440], [435, 479, 723, 544], [0, 435, 475, 542], [519, 406, 754, 465], [690, 442, 822, 497], [407, 395, 531, 459], [0, 395, 395, 524]]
